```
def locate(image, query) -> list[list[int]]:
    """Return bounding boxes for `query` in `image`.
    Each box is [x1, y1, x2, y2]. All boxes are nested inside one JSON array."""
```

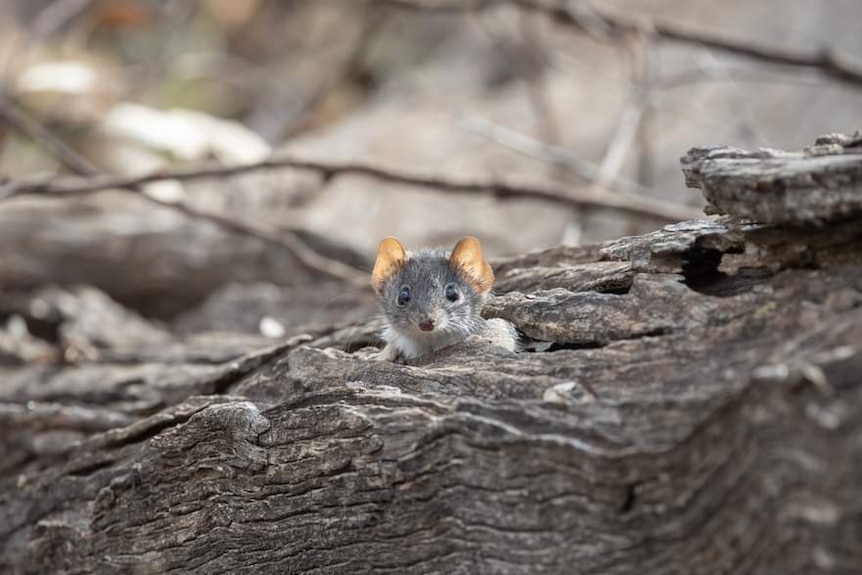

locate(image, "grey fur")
[[379, 248, 487, 334], [377, 247, 488, 358]]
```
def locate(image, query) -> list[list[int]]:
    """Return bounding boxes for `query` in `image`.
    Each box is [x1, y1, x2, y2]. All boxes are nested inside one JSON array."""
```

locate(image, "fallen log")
[[2, 133, 862, 574]]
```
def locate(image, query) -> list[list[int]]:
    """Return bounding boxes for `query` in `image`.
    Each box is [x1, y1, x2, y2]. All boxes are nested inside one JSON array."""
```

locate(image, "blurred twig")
[[142, 201, 368, 283], [0, 92, 99, 176], [0, 152, 702, 222], [591, 100, 643, 190], [0, 0, 91, 76], [278, 9, 385, 141], [31, 0, 92, 40], [0, 95, 366, 284], [692, 51, 771, 147], [378, 0, 862, 88], [456, 116, 657, 196], [595, 31, 648, 194], [516, 14, 561, 149], [473, 12, 561, 146], [124, 1, 201, 89]]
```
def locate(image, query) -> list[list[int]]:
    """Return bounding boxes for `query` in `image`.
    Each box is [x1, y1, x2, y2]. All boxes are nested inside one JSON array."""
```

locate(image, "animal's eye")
[[397, 286, 411, 306], [444, 284, 459, 302]]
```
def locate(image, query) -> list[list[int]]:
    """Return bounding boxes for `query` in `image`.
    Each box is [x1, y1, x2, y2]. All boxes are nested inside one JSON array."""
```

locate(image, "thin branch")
[[633, 34, 657, 189], [0, 0, 92, 75], [0, 96, 367, 284], [458, 116, 643, 193], [601, 30, 648, 191], [32, 0, 92, 38], [0, 93, 100, 176], [516, 13, 563, 147], [647, 19, 862, 87], [593, 101, 643, 187], [138, 196, 367, 284], [280, 9, 386, 141], [471, 11, 570, 182], [693, 51, 771, 148], [377, 0, 862, 88], [1, 151, 703, 223], [456, 117, 702, 222], [592, 24, 651, 196], [474, 12, 562, 145]]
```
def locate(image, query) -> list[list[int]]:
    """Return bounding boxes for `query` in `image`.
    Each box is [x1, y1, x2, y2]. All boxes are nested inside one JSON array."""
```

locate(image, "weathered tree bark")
[[2, 134, 862, 574]]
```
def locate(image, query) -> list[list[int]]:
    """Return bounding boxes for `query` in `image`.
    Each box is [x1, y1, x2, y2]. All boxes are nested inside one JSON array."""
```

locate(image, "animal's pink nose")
[[418, 319, 435, 332]]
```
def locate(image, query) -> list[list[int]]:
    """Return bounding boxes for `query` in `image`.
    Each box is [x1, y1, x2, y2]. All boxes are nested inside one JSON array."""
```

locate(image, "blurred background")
[[0, 0, 861, 337]]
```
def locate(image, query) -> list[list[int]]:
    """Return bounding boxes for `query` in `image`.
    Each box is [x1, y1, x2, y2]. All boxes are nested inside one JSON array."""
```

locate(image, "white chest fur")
[[382, 324, 474, 360]]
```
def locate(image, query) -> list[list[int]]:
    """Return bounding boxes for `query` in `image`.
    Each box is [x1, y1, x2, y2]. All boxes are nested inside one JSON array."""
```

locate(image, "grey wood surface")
[[2, 134, 861, 574]]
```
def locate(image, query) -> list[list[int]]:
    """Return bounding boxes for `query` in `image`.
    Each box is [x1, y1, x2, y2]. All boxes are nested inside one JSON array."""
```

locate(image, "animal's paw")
[[360, 344, 406, 363]]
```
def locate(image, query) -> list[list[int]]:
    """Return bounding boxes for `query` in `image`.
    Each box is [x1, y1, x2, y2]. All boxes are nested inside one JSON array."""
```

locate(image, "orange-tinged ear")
[[449, 236, 494, 294], [372, 237, 407, 293]]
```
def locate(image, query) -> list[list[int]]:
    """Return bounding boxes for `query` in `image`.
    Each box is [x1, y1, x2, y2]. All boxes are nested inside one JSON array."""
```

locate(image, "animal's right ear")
[[372, 237, 407, 293]]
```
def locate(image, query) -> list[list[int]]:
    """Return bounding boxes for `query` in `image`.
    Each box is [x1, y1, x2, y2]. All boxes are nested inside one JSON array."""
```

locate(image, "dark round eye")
[[444, 284, 459, 302], [397, 286, 411, 306]]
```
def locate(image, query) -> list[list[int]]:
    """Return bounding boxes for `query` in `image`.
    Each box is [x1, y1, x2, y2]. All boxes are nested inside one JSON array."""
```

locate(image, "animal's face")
[[379, 254, 484, 339], [371, 236, 495, 343]]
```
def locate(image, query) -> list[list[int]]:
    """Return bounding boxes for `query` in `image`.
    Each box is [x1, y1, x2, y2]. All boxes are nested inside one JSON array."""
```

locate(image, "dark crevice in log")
[[680, 244, 776, 298], [20, 316, 62, 345], [540, 341, 606, 352], [619, 483, 639, 515], [600, 284, 633, 295], [680, 245, 726, 289], [537, 325, 675, 352]]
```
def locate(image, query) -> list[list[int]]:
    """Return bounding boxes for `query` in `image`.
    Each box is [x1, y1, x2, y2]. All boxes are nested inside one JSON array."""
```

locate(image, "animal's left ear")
[[449, 236, 494, 295]]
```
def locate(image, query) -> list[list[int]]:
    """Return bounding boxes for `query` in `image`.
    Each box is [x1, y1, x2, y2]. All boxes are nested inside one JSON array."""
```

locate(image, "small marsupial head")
[[372, 236, 494, 338]]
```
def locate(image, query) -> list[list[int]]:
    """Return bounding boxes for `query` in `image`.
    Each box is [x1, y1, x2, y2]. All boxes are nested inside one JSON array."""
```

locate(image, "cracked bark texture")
[[2, 134, 862, 574]]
